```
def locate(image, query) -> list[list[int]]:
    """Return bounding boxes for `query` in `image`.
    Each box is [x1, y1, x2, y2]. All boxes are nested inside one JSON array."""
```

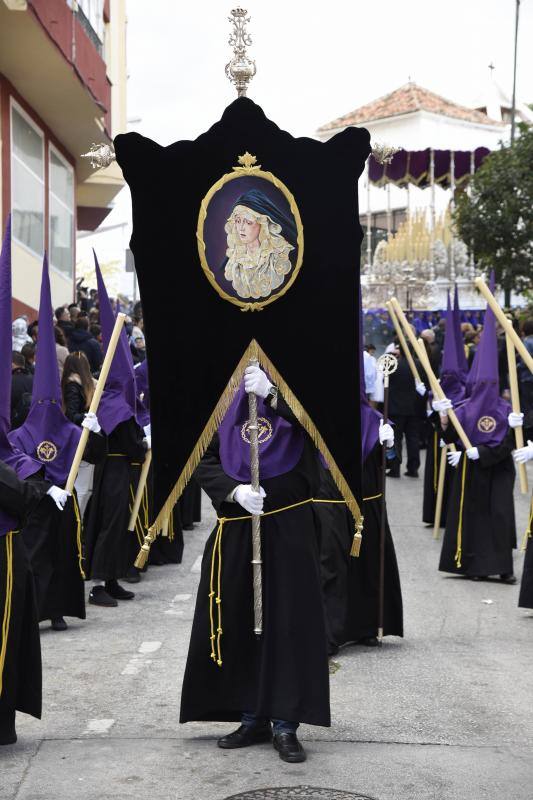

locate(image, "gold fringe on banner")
[[135, 338, 364, 565]]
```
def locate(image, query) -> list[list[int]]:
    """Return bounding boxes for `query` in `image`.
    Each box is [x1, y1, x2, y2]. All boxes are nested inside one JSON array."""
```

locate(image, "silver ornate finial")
[[225, 8, 256, 97], [371, 142, 401, 165], [81, 142, 116, 169]]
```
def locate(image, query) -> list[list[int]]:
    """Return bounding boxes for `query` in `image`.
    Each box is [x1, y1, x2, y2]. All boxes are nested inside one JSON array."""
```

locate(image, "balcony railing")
[[75, 4, 103, 56]]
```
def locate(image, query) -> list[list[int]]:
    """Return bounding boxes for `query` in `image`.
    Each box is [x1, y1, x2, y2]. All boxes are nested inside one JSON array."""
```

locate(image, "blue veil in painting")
[[217, 189, 298, 301]]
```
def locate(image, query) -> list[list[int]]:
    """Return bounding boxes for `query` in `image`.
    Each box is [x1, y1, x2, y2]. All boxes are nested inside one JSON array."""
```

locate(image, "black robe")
[[518, 497, 533, 609], [22, 432, 107, 621], [439, 429, 516, 578], [84, 418, 147, 580], [180, 399, 330, 727], [317, 443, 403, 652], [179, 478, 202, 528], [422, 420, 452, 525], [147, 464, 184, 565], [0, 462, 49, 720]]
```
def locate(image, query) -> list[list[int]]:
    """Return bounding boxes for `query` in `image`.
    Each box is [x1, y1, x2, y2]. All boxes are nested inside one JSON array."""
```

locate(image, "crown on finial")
[[225, 8, 256, 97]]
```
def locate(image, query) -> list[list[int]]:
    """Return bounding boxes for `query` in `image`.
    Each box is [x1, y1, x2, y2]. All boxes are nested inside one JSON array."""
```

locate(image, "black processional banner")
[[114, 98, 371, 532]]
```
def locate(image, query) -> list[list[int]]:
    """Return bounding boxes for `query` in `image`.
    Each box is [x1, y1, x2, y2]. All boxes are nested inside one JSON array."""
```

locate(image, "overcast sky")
[[78, 0, 533, 289]]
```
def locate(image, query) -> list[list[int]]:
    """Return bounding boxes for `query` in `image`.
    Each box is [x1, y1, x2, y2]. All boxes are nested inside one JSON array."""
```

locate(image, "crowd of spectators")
[[9, 283, 146, 430]]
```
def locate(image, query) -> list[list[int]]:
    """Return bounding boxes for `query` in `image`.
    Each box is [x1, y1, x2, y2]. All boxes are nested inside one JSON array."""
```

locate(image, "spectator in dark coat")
[[20, 343, 35, 375], [68, 317, 103, 374], [55, 306, 73, 345], [11, 351, 33, 429]]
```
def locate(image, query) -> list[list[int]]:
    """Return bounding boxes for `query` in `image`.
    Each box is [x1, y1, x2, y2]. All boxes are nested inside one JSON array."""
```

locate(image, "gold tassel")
[[134, 527, 156, 569], [350, 517, 364, 557], [137, 338, 364, 564]]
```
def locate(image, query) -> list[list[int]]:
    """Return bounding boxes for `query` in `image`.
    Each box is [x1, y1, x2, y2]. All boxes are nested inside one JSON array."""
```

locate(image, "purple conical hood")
[[359, 285, 381, 462], [94, 251, 137, 435], [453, 285, 469, 374], [9, 254, 82, 485], [440, 292, 466, 404], [0, 216, 42, 535], [465, 272, 495, 396], [454, 274, 510, 447]]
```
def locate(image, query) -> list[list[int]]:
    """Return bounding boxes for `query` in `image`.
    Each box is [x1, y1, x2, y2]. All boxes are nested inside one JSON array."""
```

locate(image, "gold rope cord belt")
[[0, 532, 16, 697], [521, 494, 533, 551], [72, 494, 85, 579], [455, 457, 468, 568], [209, 495, 378, 667]]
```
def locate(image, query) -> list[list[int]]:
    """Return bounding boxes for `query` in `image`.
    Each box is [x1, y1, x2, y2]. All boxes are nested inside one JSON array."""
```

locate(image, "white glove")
[[415, 382, 427, 396], [508, 412, 524, 429], [432, 397, 452, 415], [233, 484, 266, 515], [143, 435, 152, 450], [82, 411, 101, 434], [439, 438, 447, 448], [379, 420, 394, 448], [47, 485, 70, 510], [143, 424, 152, 437], [244, 365, 272, 399], [447, 450, 462, 467], [514, 440, 533, 464], [466, 447, 480, 461]]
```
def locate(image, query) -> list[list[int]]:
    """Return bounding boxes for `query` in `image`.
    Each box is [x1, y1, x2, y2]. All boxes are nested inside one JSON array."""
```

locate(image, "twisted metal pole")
[[247, 357, 263, 636]]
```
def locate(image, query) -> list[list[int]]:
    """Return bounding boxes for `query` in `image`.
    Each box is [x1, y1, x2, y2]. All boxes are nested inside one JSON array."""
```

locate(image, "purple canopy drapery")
[[368, 147, 490, 188]]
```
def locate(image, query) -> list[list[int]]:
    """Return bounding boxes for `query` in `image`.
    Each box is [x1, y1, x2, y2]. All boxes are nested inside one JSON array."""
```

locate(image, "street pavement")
[[3, 456, 533, 800]]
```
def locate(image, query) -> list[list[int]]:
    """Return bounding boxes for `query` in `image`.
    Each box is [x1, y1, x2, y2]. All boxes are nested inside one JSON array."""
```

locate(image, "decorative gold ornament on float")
[[197, 153, 304, 311]]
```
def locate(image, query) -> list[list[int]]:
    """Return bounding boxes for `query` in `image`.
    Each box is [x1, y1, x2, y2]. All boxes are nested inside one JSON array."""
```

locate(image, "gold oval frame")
[[196, 153, 304, 312]]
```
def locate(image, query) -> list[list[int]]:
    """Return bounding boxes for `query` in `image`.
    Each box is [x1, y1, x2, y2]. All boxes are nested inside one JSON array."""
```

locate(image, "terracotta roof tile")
[[318, 82, 503, 132]]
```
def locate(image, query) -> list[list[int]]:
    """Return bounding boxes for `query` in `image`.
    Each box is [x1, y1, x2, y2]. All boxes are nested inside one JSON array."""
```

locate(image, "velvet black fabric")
[[114, 98, 370, 524], [0, 462, 50, 719], [317, 445, 403, 651]]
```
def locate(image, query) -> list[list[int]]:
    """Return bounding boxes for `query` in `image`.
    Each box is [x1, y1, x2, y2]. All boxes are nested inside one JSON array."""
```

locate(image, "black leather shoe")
[[105, 580, 135, 600], [124, 567, 142, 584], [51, 617, 68, 631], [273, 732, 306, 763], [404, 471, 419, 478], [357, 636, 380, 647], [500, 574, 517, 584], [217, 724, 272, 749], [89, 586, 118, 607], [0, 711, 17, 745]]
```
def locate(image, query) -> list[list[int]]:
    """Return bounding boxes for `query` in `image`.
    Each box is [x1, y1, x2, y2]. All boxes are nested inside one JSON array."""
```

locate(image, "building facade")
[[0, 0, 127, 318]]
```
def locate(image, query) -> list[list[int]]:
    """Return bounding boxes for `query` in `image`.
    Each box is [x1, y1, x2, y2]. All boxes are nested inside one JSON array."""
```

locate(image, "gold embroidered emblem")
[[36, 440, 58, 462], [477, 415, 496, 434], [240, 417, 273, 445]]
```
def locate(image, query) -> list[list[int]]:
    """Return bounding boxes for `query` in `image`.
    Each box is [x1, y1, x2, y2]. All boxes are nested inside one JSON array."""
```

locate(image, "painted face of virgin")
[[234, 212, 260, 244]]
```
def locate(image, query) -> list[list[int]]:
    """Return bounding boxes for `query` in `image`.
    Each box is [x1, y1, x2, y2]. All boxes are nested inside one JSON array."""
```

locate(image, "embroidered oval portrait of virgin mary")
[[197, 153, 304, 310]]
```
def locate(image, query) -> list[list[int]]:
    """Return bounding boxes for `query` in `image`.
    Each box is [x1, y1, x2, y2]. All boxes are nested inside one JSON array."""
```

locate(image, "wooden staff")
[[433, 445, 448, 540], [128, 448, 153, 532], [506, 333, 529, 494], [386, 301, 422, 385], [474, 277, 533, 373], [376, 353, 398, 645], [248, 357, 263, 637], [390, 298, 473, 450], [65, 313, 126, 493]]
